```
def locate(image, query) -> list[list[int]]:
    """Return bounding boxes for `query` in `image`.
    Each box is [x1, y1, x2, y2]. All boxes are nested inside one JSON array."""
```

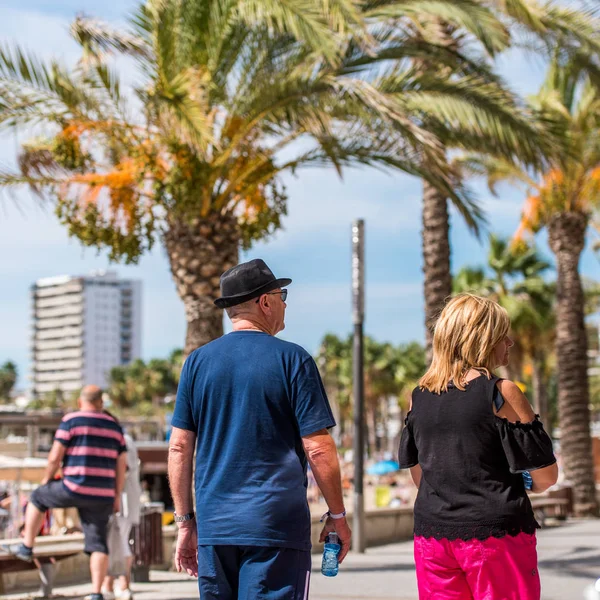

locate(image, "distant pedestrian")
[[399, 293, 558, 600], [102, 432, 142, 600], [3, 386, 127, 600], [168, 258, 351, 599]]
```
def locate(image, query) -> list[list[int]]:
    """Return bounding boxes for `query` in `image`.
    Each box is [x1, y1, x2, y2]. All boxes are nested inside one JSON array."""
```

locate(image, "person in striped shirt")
[[4, 385, 127, 600]]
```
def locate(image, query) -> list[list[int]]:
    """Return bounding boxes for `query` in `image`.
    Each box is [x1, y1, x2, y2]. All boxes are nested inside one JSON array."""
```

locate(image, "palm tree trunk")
[[381, 396, 390, 454], [328, 390, 342, 446], [505, 337, 524, 382], [366, 406, 377, 458], [532, 353, 550, 430], [164, 212, 239, 356], [422, 179, 452, 363], [548, 212, 598, 517]]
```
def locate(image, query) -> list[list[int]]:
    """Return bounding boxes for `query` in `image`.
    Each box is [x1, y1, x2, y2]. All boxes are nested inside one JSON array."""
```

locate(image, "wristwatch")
[[320, 509, 347, 522], [174, 511, 195, 523]]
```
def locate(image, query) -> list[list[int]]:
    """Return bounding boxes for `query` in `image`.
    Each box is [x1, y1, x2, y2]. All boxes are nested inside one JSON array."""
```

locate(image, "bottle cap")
[[327, 532, 339, 544]]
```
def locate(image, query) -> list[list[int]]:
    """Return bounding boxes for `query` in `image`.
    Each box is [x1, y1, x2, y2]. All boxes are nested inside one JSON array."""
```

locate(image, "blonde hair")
[[420, 293, 510, 394]]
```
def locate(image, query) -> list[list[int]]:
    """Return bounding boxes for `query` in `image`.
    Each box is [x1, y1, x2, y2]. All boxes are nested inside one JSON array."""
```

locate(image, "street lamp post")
[[351, 219, 366, 553]]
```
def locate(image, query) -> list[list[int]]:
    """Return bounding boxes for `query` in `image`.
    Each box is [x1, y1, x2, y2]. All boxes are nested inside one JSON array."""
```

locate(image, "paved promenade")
[[5, 519, 600, 600]]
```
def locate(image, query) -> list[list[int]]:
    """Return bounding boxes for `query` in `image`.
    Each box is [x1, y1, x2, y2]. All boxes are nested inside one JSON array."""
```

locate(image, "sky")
[[0, 1, 598, 389]]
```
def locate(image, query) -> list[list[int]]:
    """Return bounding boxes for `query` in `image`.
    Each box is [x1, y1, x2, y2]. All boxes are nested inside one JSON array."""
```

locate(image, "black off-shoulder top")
[[398, 374, 556, 540]]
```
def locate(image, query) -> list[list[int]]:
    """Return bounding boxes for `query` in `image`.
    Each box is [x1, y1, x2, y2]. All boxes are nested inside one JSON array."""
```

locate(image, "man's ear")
[[265, 295, 276, 311], [258, 295, 270, 311]]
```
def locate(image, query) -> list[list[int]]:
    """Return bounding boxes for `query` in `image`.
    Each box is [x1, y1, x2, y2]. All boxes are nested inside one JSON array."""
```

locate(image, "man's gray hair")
[[225, 298, 255, 319]]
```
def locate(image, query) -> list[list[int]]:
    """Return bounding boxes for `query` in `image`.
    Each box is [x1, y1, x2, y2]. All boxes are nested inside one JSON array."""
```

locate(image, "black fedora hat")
[[214, 259, 292, 309]]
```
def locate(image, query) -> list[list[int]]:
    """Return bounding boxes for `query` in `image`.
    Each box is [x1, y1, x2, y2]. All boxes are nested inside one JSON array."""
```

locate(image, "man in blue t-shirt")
[[168, 258, 351, 599]]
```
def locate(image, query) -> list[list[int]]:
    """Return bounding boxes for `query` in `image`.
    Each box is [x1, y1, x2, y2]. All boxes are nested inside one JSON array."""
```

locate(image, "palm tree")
[[454, 235, 555, 425], [28, 387, 70, 411], [317, 334, 353, 442], [0, 0, 364, 356], [363, 338, 400, 455], [0, 0, 526, 356], [107, 350, 181, 412], [0, 361, 18, 401], [317, 333, 425, 455], [392, 341, 427, 449], [108, 359, 151, 410], [467, 58, 600, 516], [417, 0, 600, 361]]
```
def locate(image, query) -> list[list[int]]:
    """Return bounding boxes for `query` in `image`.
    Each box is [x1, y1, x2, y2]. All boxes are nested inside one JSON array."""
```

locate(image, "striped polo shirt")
[[55, 410, 127, 501]]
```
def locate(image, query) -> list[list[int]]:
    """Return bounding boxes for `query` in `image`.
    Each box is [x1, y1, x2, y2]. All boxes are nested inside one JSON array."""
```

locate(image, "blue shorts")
[[30, 480, 113, 555], [197, 545, 311, 600]]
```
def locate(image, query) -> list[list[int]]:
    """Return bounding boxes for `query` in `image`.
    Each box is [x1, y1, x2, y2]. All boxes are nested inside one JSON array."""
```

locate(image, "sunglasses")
[[256, 289, 288, 303]]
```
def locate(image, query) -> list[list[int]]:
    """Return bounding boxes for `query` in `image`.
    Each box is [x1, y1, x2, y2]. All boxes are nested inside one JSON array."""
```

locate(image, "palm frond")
[[154, 66, 215, 152], [0, 89, 65, 129], [0, 43, 105, 120], [0, 165, 66, 195], [454, 154, 539, 196], [235, 0, 344, 63], [339, 36, 505, 84], [365, 0, 510, 56], [377, 69, 551, 169], [90, 63, 122, 104], [0, 43, 54, 92], [504, 0, 600, 86], [71, 15, 152, 63], [493, 0, 546, 32], [539, 3, 600, 55], [205, 3, 251, 89]]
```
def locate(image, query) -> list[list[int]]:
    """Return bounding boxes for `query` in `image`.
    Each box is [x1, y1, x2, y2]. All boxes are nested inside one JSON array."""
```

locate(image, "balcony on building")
[[34, 379, 83, 394], [35, 326, 83, 341], [34, 369, 83, 383], [33, 303, 84, 320], [34, 315, 84, 330], [34, 282, 83, 299]]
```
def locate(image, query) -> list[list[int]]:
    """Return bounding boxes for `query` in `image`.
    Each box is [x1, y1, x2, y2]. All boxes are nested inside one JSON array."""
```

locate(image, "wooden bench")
[[0, 533, 84, 596], [530, 497, 570, 526]]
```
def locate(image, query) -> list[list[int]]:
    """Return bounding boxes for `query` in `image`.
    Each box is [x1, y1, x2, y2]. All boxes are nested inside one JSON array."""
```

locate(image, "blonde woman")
[[399, 294, 558, 600]]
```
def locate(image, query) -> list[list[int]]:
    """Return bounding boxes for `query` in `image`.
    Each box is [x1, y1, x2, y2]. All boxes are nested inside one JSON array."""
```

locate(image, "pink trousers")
[[414, 533, 540, 600]]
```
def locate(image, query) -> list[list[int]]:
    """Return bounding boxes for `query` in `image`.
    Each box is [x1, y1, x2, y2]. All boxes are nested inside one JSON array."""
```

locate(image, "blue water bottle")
[[321, 532, 341, 577]]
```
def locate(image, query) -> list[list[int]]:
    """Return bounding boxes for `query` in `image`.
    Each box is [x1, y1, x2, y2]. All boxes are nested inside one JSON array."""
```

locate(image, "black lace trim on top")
[[414, 517, 539, 541]]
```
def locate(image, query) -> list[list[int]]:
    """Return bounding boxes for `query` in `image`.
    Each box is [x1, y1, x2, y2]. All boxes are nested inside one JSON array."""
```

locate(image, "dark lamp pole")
[[351, 219, 365, 553]]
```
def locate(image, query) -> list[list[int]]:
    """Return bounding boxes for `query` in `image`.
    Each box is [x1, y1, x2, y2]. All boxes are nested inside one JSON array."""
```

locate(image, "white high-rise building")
[[31, 271, 142, 397]]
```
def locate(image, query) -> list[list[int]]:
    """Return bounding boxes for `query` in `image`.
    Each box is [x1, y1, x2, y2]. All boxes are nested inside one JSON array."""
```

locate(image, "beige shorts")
[[116, 515, 134, 558]]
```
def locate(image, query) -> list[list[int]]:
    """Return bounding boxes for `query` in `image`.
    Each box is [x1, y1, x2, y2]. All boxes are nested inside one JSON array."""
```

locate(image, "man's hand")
[[168, 427, 197, 575], [174, 523, 198, 577], [41, 441, 66, 486], [319, 516, 352, 564], [113, 495, 121, 514], [303, 430, 350, 561]]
